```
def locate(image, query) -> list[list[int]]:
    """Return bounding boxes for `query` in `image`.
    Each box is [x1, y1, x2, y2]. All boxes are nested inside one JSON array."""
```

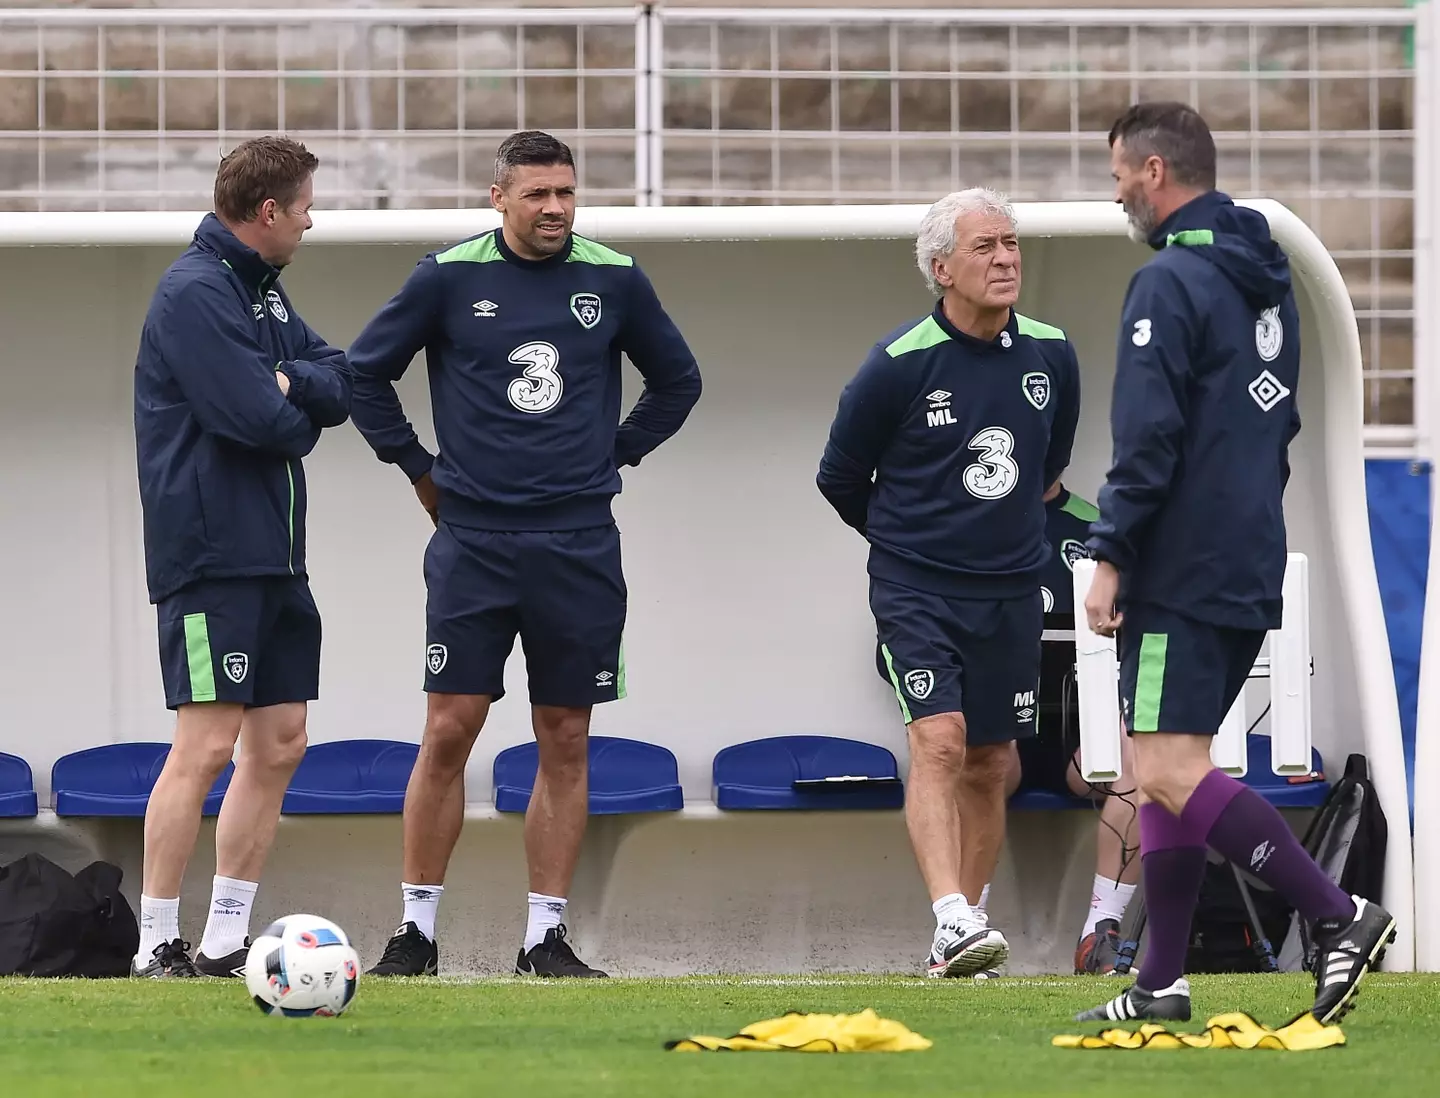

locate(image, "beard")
[[1124, 193, 1159, 244], [528, 220, 570, 254]]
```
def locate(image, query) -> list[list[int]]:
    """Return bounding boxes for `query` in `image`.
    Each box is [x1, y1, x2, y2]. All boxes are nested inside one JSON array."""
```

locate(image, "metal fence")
[[0, 5, 1428, 440]]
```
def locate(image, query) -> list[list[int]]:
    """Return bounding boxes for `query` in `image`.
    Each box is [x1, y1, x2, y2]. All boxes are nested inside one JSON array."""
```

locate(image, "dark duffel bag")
[[0, 852, 139, 977]]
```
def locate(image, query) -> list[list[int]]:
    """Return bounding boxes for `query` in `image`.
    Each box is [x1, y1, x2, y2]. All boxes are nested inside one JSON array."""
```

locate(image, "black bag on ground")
[[1276, 753, 1389, 972], [1299, 753, 1387, 902], [0, 853, 139, 977], [1185, 858, 1293, 974]]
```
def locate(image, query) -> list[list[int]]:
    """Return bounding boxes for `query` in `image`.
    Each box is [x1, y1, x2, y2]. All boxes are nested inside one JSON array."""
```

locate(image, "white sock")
[[137, 894, 179, 965], [199, 876, 258, 958], [524, 892, 567, 952], [1082, 874, 1137, 938], [966, 884, 992, 915], [932, 892, 973, 927], [402, 882, 444, 941]]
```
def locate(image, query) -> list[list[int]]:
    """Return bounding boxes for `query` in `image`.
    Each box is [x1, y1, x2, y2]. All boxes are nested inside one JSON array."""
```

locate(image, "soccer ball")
[[244, 913, 360, 1018]]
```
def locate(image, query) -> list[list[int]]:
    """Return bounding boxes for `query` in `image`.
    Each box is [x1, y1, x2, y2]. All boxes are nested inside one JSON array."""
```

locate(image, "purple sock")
[[1134, 802, 1207, 993], [1183, 769, 1355, 924]]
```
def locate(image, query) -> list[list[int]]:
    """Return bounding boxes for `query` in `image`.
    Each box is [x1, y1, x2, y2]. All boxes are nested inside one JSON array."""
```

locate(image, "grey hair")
[[915, 188, 1018, 296]]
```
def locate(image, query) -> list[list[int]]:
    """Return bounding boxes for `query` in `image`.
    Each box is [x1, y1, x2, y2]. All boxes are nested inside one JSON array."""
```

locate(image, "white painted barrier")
[[1071, 558, 1123, 784], [1074, 553, 1314, 782], [0, 200, 1413, 972], [1404, 0, 1440, 977]]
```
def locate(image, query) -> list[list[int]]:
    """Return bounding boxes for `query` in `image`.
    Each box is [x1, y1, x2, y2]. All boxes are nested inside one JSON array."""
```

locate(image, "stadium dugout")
[[0, 200, 1416, 973]]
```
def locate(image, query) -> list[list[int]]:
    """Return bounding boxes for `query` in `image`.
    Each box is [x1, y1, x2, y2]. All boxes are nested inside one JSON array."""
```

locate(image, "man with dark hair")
[[1077, 103, 1394, 1025], [131, 135, 352, 978], [349, 129, 702, 978]]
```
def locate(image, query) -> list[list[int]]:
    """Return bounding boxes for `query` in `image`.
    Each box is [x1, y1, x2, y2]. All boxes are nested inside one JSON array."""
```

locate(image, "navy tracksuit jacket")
[[133, 213, 354, 603], [1086, 190, 1302, 631]]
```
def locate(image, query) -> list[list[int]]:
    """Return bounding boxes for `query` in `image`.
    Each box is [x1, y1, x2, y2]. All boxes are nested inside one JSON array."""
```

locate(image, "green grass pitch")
[[3, 972, 1438, 1097]]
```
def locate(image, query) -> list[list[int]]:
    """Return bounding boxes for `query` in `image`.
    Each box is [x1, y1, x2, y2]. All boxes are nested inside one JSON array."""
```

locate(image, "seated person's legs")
[[1068, 732, 1140, 974]]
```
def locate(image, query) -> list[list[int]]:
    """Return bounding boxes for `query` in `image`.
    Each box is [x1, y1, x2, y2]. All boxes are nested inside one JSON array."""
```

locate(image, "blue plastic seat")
[[282, 739, 418, 814], [493, 736, 683, 815], [52, 743, 232, 817], [1009, 788, 1090, 811], [712, 735, 904, 810], [0, 752, 38, 818], [1243, 734, 1330, 808]]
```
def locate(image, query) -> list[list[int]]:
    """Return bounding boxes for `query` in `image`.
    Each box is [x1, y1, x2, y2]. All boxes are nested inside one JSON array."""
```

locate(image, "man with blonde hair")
[[817, 188, 1080, 976]]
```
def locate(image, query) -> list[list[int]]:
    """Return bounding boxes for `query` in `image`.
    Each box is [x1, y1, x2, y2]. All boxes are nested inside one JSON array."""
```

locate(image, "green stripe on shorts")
[[1132, 632, 1168, 733], [183, 612, 217, 703], [616, 637, 627, 700], [880, 644, 913, 724]]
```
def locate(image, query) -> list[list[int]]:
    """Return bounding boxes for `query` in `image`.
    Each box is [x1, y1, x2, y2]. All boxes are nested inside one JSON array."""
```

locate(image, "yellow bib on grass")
[[1053, 1011, 1345, 1051], [667, 1008, 932, 1052]]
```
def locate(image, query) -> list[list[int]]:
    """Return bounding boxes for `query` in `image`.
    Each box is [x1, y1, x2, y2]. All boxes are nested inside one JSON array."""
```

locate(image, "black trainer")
[[195, 940, 250, 978], [1310, 895, 1397, 1024], [132, 938, 200, 979], [1075, 978, 1192, 1023], [515, 924, 608, 978], [1075, 919, 1124, 975], [367, 922, 439, 976]]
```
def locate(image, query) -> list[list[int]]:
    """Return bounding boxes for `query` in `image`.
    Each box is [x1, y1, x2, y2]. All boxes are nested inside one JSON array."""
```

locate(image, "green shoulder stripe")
[[1060, 493, 1100, 522], [1015, 313, 1066, 341], [1166, 229, 1214, 248], [436, 234, 502, 265], [567, 235, 634, 267], [885, 315, 950, 358]]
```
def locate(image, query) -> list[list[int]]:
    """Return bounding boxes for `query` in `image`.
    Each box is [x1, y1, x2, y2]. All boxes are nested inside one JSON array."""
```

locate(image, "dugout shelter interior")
[[0, 200, 1415, 973]]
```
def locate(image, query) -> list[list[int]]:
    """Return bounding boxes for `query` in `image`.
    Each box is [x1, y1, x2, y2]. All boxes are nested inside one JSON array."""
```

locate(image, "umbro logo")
[[1248, 369, 1291, 412], [595, 671, 614, 687], [473, 299, 497, 318], [924, 389, 955, 428], [214, 898, 245, 910]]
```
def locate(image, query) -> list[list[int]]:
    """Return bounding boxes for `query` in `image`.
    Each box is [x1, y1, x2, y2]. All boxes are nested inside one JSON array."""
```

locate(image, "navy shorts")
[[1118, 601, 1266, 735], [870, 578, 1042, 745], [156, 576, 321, 710], [423, 522, 626, 706]]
